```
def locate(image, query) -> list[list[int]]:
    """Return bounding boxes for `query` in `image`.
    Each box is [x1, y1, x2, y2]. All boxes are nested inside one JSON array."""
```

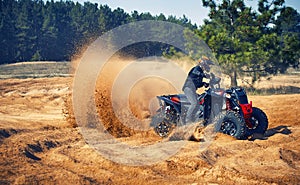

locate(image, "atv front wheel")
[[215, 111, 246, 139], [245, 107, 268, 136]]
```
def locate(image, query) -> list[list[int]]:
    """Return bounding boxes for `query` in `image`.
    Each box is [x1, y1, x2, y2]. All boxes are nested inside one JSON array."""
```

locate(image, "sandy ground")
[[0, 76, 299, 184]]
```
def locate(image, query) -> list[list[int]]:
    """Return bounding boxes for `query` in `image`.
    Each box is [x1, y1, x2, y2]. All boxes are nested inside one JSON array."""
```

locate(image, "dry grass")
[[0, 61, 71, 79]]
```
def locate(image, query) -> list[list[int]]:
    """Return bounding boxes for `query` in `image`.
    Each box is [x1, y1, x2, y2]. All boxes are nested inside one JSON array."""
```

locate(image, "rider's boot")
[[198, 118, 208, 127], [203, 119, 209, 126]]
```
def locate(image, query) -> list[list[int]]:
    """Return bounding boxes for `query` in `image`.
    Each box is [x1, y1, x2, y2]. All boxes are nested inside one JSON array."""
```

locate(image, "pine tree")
[[0, 0, 18, 63], [199, 0, 297, 86]]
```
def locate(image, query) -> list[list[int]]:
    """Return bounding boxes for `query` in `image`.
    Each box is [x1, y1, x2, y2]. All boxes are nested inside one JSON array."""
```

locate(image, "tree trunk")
[[230, 70, 238, 87]]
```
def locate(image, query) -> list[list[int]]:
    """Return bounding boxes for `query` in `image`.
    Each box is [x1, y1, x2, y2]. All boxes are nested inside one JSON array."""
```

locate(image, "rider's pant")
[[203, 95, 211, 123], [183, 86, 197, 123]]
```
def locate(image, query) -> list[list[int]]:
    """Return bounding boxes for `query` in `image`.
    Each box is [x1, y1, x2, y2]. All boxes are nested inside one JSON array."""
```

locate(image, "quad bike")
[[150, 73, 268, 140]]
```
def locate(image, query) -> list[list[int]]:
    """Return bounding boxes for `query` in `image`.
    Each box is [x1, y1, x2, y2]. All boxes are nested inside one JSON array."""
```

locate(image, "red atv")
[[150, 73, 268, 140]]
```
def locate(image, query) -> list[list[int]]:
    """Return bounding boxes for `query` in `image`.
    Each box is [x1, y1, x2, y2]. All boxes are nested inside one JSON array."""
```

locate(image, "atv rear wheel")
[[215, 111, 246, 139], [150, 113, 173, 138], [245, 107, 268, 137]]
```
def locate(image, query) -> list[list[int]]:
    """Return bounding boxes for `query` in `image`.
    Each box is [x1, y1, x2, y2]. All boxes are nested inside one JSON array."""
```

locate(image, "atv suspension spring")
[[226, 99, 231, 110]]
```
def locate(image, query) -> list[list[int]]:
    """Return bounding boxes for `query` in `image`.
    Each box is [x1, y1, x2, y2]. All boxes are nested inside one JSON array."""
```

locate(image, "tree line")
[[1, 0, 299, 86], [0, 0, 196, 64]]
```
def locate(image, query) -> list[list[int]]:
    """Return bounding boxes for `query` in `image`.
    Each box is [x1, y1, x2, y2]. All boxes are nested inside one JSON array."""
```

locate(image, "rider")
[[182, 56, 213, 125]]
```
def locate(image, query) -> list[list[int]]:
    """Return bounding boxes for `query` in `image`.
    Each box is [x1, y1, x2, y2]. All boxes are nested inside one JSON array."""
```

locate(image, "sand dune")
[[0, 60, 299, 184]]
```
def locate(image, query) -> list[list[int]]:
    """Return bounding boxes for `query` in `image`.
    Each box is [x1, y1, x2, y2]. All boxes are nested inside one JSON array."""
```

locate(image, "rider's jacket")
[[182, 65, 206, 91]]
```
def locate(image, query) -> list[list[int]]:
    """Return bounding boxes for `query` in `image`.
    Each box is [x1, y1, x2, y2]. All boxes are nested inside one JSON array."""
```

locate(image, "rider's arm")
[[187, 66, 207, 88]]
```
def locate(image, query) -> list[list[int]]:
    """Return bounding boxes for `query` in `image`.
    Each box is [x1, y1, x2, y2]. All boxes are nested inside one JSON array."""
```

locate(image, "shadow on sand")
[[250, 125, 292, 141]]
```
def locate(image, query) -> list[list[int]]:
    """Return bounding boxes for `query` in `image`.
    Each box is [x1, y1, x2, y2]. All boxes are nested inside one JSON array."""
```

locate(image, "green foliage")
[[200, 0, 300, 86], [2, 0, 298, 86], [0, 0, 196, 64], [31, 50, 42, 61], [183, 28, 214, 60]]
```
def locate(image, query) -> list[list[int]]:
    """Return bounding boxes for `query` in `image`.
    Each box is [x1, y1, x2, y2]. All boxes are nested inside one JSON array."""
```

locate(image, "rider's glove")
[[204, 73, 210, 79], [204, 82, 209, 88]]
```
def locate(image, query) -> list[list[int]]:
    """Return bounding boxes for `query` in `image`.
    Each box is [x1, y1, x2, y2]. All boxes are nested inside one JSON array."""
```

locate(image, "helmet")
[[199, 56, 213, 65], [199, 56, 213, 72]]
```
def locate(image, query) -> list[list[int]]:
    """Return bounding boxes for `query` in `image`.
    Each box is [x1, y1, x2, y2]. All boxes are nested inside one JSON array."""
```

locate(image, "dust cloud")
[[93, 55, 189, 136]]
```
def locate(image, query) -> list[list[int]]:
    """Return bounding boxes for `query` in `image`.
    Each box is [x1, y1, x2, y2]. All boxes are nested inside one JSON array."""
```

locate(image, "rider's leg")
[[203, 95, 211, 126], [183, 87, 198, 124]]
